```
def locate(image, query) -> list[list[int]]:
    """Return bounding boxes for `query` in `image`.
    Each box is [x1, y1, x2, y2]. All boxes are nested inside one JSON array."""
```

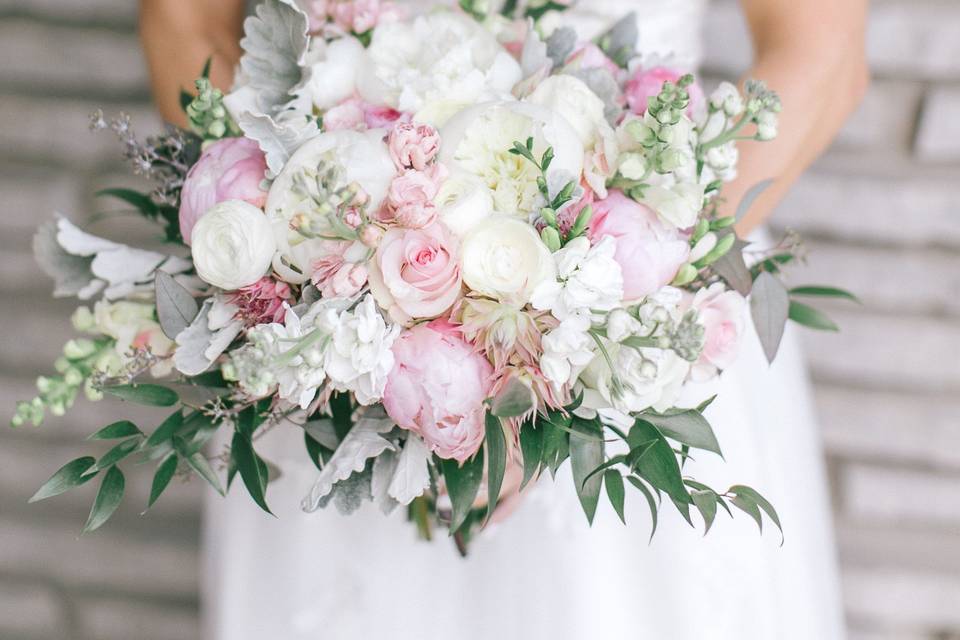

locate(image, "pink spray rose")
[[588, 190, 690, 300], [625, 66, 705, 117], [388, 122, 441, 171], [367, 223, 462, 325], [311, 240, 369, 299], [687, 282, 747, 378], [383, 320, 494, 462], [381, 165, 446, 228], [178, 137, 267, 244], [330, 0, 384, 34]]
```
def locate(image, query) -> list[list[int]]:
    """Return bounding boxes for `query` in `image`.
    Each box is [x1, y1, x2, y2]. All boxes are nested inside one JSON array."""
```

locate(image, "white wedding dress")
[[203, 2, 846, 638]]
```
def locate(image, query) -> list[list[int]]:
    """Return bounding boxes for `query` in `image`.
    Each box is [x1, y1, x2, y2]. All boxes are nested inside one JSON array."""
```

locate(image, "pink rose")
[[367, 223, 462, 324], [383, 320, 493, 462], [178, 137, 267, 244], [388, 122, 441, 171], [625, 66, 705, 117], [382, 166, 446, 228], [588, 190, 690, 300], [688, 283, 747, 377]]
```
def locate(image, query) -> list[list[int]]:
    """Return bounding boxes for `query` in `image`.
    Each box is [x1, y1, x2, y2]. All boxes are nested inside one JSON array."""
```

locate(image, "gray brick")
[[818, 387, 960, 470], [0, 0, 137, 26], [0, 517, 198, 598], [0, 166, 82, 234], [75, 596, 198, 640], [0, 580, 66, 638], [842, 464, 960, 528], [803, 310, 960, 393], [0, 20, 147, 96], [776, 170, 960, 249], [837, 520, 960, 577], [843, 566, 960, 630], [835, 81, 923, 152], [915, 87, 960, 161], [847, 627, 928, 640]]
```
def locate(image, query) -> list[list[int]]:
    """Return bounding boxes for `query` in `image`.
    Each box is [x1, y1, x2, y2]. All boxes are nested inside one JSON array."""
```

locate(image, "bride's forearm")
[[728, 0, 869, 235], [139, 0, 246, 127]]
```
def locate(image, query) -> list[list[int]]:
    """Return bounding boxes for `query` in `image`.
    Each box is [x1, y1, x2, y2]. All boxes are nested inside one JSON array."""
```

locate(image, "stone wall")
[[0, 1, 957, 638]]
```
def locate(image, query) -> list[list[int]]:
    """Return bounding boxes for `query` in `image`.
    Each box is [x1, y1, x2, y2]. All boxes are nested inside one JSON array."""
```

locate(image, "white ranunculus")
[[265, 129, 395, 283], [582, 343, 690, 414], [304, 36, 365, 111], [435, 171, 494, 237], [640, 182, 705, 229], [191, 200, 276, 290], [357, 12, 521, 119], [461, 216, 555, 303], [441, 101, 583, 215], [530, 236, 623, 320]]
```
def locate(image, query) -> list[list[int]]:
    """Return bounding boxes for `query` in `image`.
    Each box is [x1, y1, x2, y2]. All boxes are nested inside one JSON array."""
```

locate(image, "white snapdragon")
[[540, 315, 596, 390], [324, 295, 400, 405], [709, 81, 744, 117], [530, 236, 624, 320], [583, 343, 690, 414]]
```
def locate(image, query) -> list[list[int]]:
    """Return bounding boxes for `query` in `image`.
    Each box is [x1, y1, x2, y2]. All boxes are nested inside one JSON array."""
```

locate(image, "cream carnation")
[[460, 216, 555, 304], [191, 200, 276, 290]]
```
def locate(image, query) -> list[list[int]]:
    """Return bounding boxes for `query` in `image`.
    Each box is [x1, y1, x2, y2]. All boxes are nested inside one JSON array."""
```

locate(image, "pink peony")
[[388, 122, 441, 171], [367, 223, 462, 325], [229, 277, 293, 326], [588, 190, 690, 300], [323, 96, 406, 132], [383, 320, 494, 462], [382, 166, 446, 228], [178, 137, 267, 244], [624, 66, 705, 117], [688, 283, 747, 376]]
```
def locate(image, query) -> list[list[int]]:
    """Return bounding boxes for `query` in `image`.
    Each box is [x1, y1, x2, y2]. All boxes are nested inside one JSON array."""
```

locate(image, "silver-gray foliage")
[[750, 271, 790, 363], [239, 0, 310, 116]]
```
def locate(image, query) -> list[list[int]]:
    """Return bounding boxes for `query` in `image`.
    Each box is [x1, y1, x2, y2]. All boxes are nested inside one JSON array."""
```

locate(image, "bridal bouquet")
[[15, 0, 852, 548]]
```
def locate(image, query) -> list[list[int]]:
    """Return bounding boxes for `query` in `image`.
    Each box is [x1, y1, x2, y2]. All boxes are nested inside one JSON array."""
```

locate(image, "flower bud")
[[64, 368, 84, 387], [71, 307, 95, 332], [63, 338, 96, 360], [618, 152, 647, 180], [689, 232, 718, 263], [540, 226, 561, 253], [359, 224, 384, 248], [671, 264, 698, 287]]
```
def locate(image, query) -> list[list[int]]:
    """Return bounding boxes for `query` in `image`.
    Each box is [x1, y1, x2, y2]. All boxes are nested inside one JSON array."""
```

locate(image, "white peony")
[[304, 36, 365, 111], [440, 101, 583, 215], [435, 171, 494, 237], [461, 216, 555, 303], [582, 343, 690, 414], [640, 182, 705, 230], [540, 314, 595, 390], [526, 75, 618, 197], [191, 200, 276, 290], [265, 129, 395, 283], [357, 12, 521, 121], [530, 236, 624, 320], [323, 295, 400, 405]]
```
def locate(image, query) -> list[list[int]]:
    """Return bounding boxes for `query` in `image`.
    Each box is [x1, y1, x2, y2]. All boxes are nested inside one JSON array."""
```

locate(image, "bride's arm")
[[139, 0, 247, 126], [727, 0, 870, 234]]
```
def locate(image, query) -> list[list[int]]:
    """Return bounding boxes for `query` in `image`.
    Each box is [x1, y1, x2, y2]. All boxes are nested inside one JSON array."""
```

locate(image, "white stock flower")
[[191, 200, 276, 290], [605, 308, 643, 343], [709, 81, 744, 116], [357, 12, 521, 120], [323, 295, 400, 405], [530, 236, 624, 320], [640, 182, 705, 229], [265, 130, 395, 283], [756, 111, 778, 141], [461, 216, 555, 303], [440, 101, 583, 215], [304, 36, 365, 111], [435, 171, 494, 237], [705, 142, 739, 181], [583, 343, 690, 414], [540, 314, 595, 390]]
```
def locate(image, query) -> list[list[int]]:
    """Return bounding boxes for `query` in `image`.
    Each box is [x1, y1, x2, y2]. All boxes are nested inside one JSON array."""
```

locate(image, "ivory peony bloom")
[[265, 129, 396, 283], [588, 190, 690, 301], [178, 137, 267, 244], [191, 200, 276, 290], [440, 101, 583, 215], [357, 12, 521, 120], [305, 36, 366, 111], [460, 216, 555, 304], [382, 320, 494, 462]]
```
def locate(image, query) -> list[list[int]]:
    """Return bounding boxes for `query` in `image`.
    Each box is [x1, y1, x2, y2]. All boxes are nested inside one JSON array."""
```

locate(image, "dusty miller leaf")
[[596, 12, 638, 67], [332, 464, 374, 516], [371, 448, 400, 515], [301, 416, 395, 512], [750, 271, 790, 363], [546, 27, 576, 68], [568, 68, 623, 125], [155, 271, 199, 340], [239, 0, 309, 116], [238, 111, 321, 178], [174, 299, 244, 376], [32, 220, 96, 298], [387, 434, 431, 506]]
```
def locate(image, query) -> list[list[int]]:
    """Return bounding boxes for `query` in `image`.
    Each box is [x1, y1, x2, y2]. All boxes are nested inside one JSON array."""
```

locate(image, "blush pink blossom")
[[688, 283, 747, 377], [588, 190, 690, 300], [367, 223, 462, 325], [330, 0, 383, 34], [382, 320, 493, 462], [381, 165, 446, 228], [565, 43, 621, 77], [311, 241, 369, 298], [323, 96, 406, 132], [229, 277, 293, 326], [178, 137, 267, 244], [388, 122, 441, 171], [625, 66, 705, 117]]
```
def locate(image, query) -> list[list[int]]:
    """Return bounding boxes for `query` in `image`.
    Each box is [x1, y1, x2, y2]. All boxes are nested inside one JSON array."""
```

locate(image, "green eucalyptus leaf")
[[626, 475, 659, 541], [183, 449, 225, 496], [789, 285, 860, 304], [83, 466, 125, 533], [605, 470, 626, 524], [642, 410, 722, 456], [569, 418, 604, 524], [88, 421, 142, 440], [147, 454, 178, 509], [145, 410, 185, 448], [29, 457, 97, 503], [750, 271, 790, 363], [731, 494, 763, 531], [304, 432, 327, 471], [484, 413, 506, 522], [155, 271, 199, 340], [104, 384, 179, 407], [88, 437, 142, 474], [627, 420, 690, 505], [231, 431, 273, 515], [518, 421, 544, 490], [541, 419, 570, 476], [731, 484, 782, 542], [441, 451, 484, 533], [691, 489, 718, 534], [711, 234, 753, 296], [788, 300, 839, 332], [95, 188, 158, 216]]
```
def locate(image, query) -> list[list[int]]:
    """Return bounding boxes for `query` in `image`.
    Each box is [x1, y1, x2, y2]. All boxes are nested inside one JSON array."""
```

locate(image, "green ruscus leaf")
[[147, 453, 179, 510], [518, 421, 544, 490], [441, 451, 484, 534], [231, 431, 273, 515], [605, 469, 626, 524], [29, 457, 97, 503], [104, 384, 179, 407], [788, 300, 839, 332], [88, 420, 142, 440], [569, 418, 604, 524], [484, 413, 506, 522], [750, 271, 790, 363], [83, 465, 125, 533]]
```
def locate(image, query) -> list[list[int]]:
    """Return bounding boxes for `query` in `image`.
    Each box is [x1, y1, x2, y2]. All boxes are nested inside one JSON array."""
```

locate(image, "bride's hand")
[[139, 0, 247, 126]]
